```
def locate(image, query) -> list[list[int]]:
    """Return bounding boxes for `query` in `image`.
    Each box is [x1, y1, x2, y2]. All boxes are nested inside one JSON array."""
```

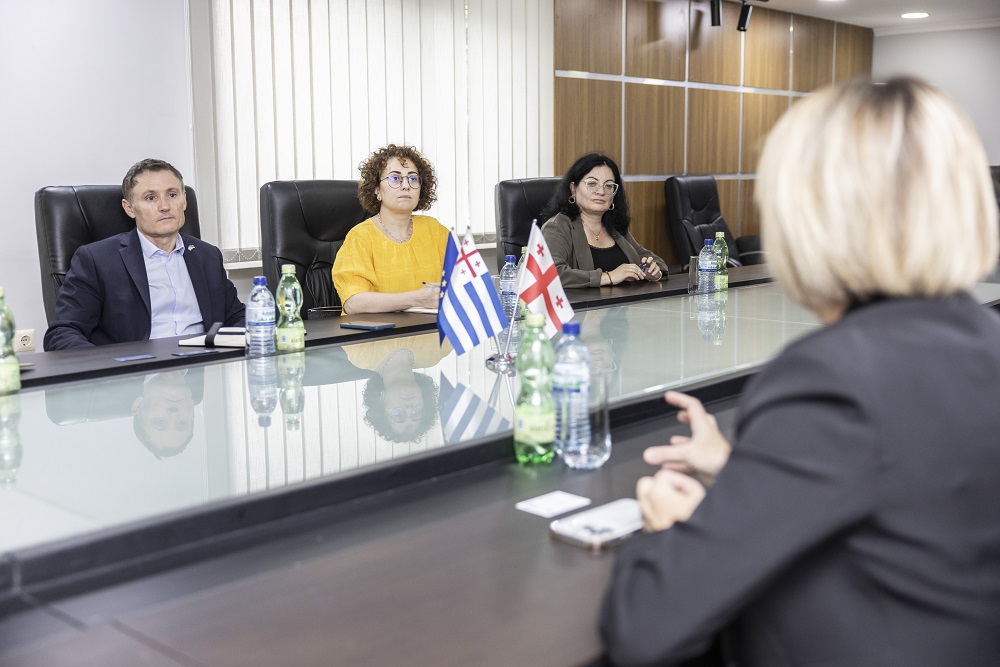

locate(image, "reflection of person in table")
[[346, 337, 451, 443], [600, 78, 1000, 667], [132, 370, 197, 458], [45, 368, 203, 459]]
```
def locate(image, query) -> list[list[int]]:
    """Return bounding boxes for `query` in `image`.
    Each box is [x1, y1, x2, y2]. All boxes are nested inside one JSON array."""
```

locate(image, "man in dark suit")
[[43, 159, 244, 350]]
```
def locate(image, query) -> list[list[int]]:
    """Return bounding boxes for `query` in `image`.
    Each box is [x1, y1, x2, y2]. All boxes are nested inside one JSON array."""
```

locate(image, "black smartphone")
[[340, 321, 396, 331]]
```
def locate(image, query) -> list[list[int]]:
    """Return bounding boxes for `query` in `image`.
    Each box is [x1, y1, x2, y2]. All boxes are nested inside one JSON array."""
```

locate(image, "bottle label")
[[0, 360, 21, 395], [515, 409, 555, 445], [276, 327, 306, 351], [247, 309, 276, 324]]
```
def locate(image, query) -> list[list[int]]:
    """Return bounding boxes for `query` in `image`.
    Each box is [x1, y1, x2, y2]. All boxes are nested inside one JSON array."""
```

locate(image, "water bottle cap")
[[525, 312, 545, 327], [281, 264, 296, 274], [704, 239, 713, 246], [716, 231, 724, 238], [253, 276, 267, 286], [562, 321, 580, 335], [505, 255, 516, 263], [0, 287, 4, 298]]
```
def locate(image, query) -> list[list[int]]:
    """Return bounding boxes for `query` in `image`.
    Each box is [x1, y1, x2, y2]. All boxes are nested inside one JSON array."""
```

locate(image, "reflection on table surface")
[[4, 280, 1000, 555]]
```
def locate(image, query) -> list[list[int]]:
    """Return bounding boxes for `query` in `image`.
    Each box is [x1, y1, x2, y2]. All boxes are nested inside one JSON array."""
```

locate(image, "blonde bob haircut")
[[756, 77, 998, 313]]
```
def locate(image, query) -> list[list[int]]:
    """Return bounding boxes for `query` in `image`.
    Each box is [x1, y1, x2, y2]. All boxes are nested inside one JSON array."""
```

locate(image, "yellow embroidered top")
[[332, 215, 450, 307]]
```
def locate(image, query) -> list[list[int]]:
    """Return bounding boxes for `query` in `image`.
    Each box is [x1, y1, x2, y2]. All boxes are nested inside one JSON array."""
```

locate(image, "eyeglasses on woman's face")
[[580, 178, 619, 195], [388, 406, 422, 423], [382, 174, 421, 189]]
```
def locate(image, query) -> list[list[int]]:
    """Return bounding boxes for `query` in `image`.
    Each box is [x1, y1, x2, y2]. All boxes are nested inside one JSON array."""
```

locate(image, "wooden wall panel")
[[625, 181, 674, 266], [834, 22, 874, 82], [717, 179, 740, 237], [554, 78, 622, 172], [688, 88, 740, 174], [625, 0, 687, 81], [554, 0, 622, 74], [744, 7, 791, 90], [624, 83, 685, 174], [738, 179, 759, 237], [792, 15, 834, 92], [742, 93, 788, 173], [688, 0, 742, 85]]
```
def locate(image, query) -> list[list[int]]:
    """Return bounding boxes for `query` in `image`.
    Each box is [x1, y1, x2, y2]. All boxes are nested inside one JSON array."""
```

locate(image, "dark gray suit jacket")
[[44, 229, 244, 350], [601, 293, 1000, 666]]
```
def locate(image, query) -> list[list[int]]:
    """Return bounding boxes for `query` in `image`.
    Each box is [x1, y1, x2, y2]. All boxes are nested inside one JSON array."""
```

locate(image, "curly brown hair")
[[357, 144, 437, 214]]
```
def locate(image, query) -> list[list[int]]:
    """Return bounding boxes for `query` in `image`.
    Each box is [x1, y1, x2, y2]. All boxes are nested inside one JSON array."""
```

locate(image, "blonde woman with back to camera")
[[599, 78, 1000, 666], [332, 144, 450, 314]]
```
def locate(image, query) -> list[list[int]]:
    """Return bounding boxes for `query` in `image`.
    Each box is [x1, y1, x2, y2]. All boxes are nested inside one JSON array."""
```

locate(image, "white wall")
[[873, 26, 1000, 164], [0, 0, 193, 338]]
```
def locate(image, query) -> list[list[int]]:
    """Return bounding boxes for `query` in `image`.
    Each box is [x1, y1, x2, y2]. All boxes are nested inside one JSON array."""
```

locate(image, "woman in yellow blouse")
[[332, 144, 450, 314]]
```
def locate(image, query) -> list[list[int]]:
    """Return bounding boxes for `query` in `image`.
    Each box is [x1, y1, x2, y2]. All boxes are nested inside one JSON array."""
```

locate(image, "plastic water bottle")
[[713, 231, 729, 291], [500, 255, 518, 320], [697, 238, 717, 294], [246, 276, 276, 358], [278, 351, 306, 430], [0, 392, 21, 486], [499, 254, 519, 350], [247, 355, 277, 428], [697, 291, 721, 343], [276, 264, 305, 351], [514, 313, 555, 464], [0, 288, 21, 396], [553, 321, 592, 465]]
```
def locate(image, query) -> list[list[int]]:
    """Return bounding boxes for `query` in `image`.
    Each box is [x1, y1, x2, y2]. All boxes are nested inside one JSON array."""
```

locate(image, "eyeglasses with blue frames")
[[382, 174, 421, 189], [580, 178, 619, 195], [388, 406, 423, 423]]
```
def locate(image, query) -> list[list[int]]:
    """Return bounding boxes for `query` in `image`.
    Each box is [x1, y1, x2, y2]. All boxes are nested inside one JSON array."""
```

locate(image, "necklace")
[[377, 213, 413, 243], [583, 221, 604, 242]]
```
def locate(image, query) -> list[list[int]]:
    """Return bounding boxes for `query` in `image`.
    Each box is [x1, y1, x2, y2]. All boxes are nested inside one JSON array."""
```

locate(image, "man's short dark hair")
[[122, 158, 184, 202]]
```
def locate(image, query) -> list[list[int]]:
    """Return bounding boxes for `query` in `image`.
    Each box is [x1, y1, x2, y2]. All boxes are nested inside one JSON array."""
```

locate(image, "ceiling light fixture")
[[738, 1, 753, 32], [901, 12, 929, 19]]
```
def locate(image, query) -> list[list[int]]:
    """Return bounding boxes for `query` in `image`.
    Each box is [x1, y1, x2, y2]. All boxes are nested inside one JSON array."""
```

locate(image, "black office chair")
[[34, 185, 202, 325], [664, 175, 764, 271], [990, 166, 1000, 215], [494, 177, 561, 271], [259, 180, 369, 318]]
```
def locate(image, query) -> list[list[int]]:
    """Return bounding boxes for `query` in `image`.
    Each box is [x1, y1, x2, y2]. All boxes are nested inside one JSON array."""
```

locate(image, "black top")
[[589, 243, 630, 272]]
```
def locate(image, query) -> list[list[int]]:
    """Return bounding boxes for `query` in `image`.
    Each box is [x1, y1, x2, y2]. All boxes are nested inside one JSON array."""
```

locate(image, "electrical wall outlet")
[[15, 329, 35, 353]]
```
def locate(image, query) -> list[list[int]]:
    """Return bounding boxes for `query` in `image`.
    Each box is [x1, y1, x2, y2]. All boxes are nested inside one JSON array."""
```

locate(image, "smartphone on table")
[[549, 498, 644, 552]]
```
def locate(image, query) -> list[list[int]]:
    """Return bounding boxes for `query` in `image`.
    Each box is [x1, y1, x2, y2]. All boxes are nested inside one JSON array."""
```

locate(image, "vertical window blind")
[[189, 0, 554, 264]]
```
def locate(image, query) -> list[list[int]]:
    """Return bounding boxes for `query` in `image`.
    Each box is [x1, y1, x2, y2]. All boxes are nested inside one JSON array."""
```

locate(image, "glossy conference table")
[[3, 274, 1000, 665]]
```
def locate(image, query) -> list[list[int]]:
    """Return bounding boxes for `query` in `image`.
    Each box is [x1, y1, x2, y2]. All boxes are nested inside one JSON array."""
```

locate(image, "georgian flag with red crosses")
[[516, 222, 574, 338]]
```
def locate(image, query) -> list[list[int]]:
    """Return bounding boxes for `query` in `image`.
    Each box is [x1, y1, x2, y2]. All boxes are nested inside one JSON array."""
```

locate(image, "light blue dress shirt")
[[138, 234, 206, 339]]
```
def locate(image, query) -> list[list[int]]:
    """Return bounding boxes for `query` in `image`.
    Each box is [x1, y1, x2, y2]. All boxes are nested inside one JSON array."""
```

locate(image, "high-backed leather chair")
[[259, 180, 368, 318], [494, 177, 561, 271], [34, 185, 201, 325], [990, 165, 1000, 214], [664, 175, 764, 270]]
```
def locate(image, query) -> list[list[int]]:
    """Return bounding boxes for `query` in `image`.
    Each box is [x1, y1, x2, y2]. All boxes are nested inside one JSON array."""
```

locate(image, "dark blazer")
[[43, 230, 245, 350], [600, 293, 1000, 666]]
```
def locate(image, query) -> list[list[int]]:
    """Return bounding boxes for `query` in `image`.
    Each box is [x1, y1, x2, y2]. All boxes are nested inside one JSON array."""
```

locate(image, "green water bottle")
[[276, 264, 306, 351], [713, 231, 729, 291], [0, 288, 21, 396], [514, 312, 555, 464]]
